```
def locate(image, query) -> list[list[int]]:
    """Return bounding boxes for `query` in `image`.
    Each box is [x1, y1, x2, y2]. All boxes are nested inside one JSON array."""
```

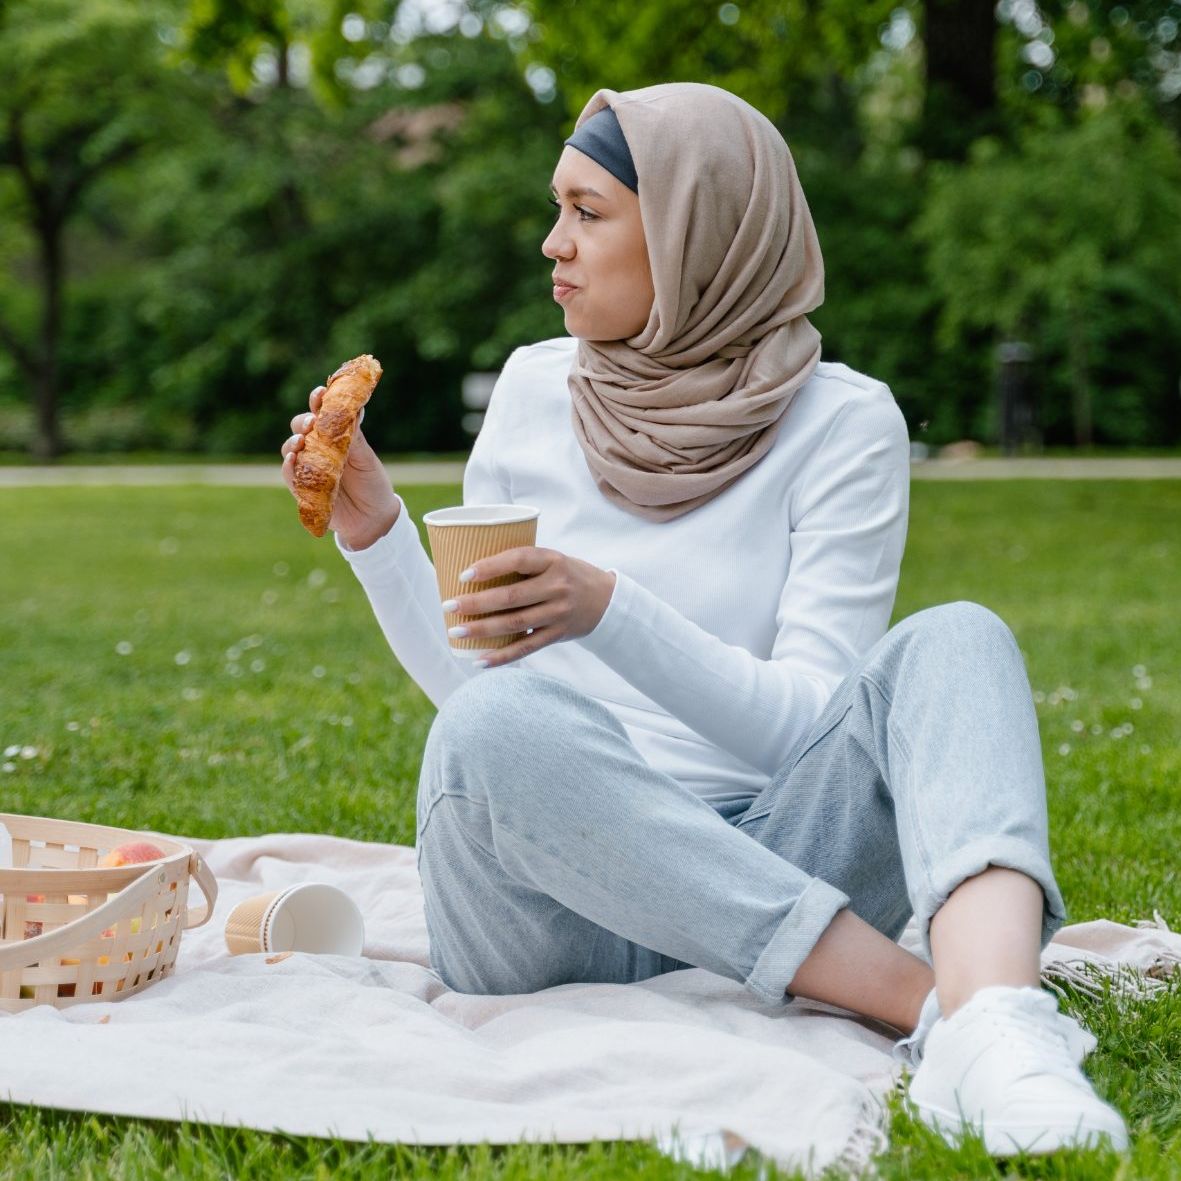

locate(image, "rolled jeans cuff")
[[910, 835, 1069, 964], [746, 877, 850, 1007]]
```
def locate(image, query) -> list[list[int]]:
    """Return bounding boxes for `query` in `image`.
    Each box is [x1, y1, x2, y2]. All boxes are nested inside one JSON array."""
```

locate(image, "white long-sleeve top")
[[337, 336, 910, 805]]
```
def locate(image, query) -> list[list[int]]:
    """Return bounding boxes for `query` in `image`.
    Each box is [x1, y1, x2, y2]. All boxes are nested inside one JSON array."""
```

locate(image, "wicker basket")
[[0, 811, 217, 1013]]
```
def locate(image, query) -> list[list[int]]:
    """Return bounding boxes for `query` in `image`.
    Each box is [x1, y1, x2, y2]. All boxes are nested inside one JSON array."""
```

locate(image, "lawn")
[[1, 480, 1179, 1179]]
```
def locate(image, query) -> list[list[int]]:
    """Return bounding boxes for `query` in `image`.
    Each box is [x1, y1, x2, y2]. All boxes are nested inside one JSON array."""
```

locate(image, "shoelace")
[[893, 989, 1098, 1070], [970, 994, 1092, 1078]]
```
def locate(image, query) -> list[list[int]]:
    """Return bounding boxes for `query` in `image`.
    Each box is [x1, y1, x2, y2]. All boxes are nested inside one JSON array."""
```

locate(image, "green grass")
[[1, 481, 1179, 1179]]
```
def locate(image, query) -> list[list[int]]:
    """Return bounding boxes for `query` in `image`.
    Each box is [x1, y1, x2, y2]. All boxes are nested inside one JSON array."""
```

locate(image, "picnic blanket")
[[2, 832, 1178, 1177]]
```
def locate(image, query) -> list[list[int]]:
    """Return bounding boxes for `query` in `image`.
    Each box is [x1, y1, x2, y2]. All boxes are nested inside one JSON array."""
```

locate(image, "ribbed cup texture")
[[224, 891, 282, 955], [427, 518, 538, 654]]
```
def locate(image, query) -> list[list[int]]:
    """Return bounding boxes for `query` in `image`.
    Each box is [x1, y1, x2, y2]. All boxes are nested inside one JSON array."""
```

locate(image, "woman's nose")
[[541, 221, 572, 261]]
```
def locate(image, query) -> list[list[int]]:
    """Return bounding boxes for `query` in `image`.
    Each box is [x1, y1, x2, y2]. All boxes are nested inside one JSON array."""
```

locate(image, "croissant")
[[293, 354, 383, 537]]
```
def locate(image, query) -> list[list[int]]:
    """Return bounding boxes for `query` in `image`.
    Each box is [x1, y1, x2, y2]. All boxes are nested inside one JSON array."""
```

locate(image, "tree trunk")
[[920, 0, 999, 160], [1067, 313, 1094, 448], [276, 32, 290, 89], [32, 214, 63, 460]]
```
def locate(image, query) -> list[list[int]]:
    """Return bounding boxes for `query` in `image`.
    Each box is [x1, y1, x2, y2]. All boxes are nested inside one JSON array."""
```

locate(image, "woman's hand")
[[442, 548, 617, 668], [280, 385, 400, 550]]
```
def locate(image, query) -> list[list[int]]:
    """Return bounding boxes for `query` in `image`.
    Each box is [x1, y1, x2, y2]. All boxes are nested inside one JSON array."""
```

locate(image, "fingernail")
[[448, 626, 468, 638], [287, 434, 301, 448], [441, 599, 459, 613], [473, 659, 489, 669], [458, 568, 476, 582], [302, 413, 314, 430]]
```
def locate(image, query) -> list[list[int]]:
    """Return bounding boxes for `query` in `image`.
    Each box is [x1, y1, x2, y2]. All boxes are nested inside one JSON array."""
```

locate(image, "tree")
[[80, 7, 567, 456], [0, 0, 179, 458], [520, 0, 896, 138], [919, 0, 1001, 158], [916, 102, 1181, 445], [997, 0, 1181, 137]]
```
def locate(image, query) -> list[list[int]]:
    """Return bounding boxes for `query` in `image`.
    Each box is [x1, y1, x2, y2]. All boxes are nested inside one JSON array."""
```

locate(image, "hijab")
[[565, 83, 825, 521]]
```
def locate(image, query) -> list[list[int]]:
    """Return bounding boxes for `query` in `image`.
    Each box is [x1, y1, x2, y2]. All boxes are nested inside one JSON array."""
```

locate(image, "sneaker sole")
[[913, 1098, 1129, 1156]]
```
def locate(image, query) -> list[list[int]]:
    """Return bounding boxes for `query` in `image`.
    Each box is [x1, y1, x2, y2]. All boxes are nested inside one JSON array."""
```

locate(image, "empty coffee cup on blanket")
[[423, 504, 540, 658], [224, 883, 365, 956]]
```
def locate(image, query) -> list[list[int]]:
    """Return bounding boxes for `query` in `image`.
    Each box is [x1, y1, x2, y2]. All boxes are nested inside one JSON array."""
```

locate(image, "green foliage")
[[916, 100, 1181, 444], [0, 0, 1179, 456], [997, 1, 1181, 137], [182, 0, 361, 99], [51, 28, 564, 456], [798, 145, 992, 446], [523, 0, 898, 131], [0, 0, 180, 343], [0, 0, 173, 175]]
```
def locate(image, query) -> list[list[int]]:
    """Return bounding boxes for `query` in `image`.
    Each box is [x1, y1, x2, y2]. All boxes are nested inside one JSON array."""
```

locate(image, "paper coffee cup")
[[224, 883, 365, 956], [424, 504, 540, 657], [224, 890, 281, 955]]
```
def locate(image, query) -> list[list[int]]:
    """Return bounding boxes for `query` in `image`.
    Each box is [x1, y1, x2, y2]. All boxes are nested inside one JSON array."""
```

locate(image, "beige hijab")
[[568, 83, 825, 521]]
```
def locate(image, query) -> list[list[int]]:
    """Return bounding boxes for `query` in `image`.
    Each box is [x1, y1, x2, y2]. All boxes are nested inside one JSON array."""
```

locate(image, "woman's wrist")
[[339, 503, 401, 552]]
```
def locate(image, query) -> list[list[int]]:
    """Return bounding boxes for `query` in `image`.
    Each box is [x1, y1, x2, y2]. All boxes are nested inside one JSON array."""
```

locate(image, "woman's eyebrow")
[[549, 182, 608, 200]]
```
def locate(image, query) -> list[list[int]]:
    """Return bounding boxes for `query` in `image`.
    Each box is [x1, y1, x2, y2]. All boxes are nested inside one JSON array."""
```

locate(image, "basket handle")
[[0, 862, 169, 971], [184, 852, 218, 929]]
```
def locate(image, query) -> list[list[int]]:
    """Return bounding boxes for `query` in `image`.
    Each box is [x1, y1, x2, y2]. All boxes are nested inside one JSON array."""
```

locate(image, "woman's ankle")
[[787, 908, 934, 1032], [930, 867, 1044, 1017]]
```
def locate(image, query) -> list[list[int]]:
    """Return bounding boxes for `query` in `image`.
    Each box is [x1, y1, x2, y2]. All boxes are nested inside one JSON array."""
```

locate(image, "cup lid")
[[423, 504, 539, 526]]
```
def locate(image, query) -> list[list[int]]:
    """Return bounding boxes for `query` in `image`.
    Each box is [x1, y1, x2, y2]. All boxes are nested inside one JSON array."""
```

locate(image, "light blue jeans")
[[415, 601, 1067, 1006]]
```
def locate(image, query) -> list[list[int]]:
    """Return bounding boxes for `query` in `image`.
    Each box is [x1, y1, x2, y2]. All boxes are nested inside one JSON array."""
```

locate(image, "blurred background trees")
[[0, 0, 1178, 458]]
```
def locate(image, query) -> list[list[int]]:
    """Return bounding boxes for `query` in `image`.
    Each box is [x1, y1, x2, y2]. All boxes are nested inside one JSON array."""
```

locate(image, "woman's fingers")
[[289, 411, 315, 436], [443, 573, 551, 620], [279, 385, 326, 501], [469, 625, 549, 670], [281, 449, 296, 494]]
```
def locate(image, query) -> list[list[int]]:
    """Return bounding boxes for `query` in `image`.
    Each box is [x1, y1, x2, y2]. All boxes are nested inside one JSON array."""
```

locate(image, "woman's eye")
[[547, 197, 598, 222]]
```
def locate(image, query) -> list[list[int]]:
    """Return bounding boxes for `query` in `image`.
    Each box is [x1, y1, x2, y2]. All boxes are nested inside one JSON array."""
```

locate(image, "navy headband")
[[564, 106, 638, 193]]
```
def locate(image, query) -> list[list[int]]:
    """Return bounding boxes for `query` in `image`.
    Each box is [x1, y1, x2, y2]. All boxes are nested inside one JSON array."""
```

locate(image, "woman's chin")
[[562, 305, 608, 340], [563, 309, 642, 343]]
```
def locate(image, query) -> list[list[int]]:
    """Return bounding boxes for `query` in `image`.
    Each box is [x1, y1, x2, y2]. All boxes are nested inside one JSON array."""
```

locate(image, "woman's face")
[[542, 146, 654, 342]]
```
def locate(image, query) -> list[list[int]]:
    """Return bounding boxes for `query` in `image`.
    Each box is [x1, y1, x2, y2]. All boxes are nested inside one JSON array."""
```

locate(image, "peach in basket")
[[23, 842, 162, 937], [99, 841, 166, 868], [24, 893, 45, 938]]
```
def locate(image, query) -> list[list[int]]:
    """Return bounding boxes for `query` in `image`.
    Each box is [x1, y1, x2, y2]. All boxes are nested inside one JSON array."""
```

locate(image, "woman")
[[280, 83, 1127, 1156]]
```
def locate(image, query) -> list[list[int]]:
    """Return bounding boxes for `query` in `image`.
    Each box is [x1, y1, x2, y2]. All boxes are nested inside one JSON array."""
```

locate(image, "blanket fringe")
[[1135, 908, 1173, 933], [834, 1093, 890, 1179], [1041, 912, 1181, 1003]]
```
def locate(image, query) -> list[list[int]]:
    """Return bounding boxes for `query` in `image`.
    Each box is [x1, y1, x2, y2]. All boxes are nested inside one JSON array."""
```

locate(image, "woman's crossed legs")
[[415, 600, 1127, 1154], [416, 600, 1061, 1011]]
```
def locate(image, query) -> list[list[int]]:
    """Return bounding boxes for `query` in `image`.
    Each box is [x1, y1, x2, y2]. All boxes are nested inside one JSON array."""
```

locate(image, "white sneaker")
[[907, 985, 1128, 1156]]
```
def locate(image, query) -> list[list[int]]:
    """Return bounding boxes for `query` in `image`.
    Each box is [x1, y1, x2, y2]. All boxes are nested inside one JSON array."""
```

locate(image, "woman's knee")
[[912, 600, 1015, 646], [890, 601, 1021, 673], [430, 667, 562, 753], [420, 667, 585, 819], [856, 600, 1027, 720]]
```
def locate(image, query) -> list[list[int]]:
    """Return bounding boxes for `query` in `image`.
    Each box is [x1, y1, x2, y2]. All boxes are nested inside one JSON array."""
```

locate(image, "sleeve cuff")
[[580, 567, 632, 655], [334, 494, 416, 580]]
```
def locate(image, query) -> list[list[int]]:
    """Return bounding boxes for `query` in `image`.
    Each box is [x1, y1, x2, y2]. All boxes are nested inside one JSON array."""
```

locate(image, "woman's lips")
[[553, 283, 578, 303]]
